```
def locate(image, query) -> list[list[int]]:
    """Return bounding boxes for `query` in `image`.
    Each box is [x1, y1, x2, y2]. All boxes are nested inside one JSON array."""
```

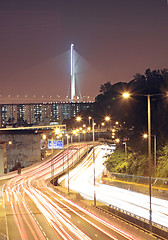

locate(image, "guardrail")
[[95, 204, 168, 240]]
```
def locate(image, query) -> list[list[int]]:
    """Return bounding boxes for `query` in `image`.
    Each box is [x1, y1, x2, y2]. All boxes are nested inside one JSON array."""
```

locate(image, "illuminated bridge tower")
[[70, 43, 75, 101]]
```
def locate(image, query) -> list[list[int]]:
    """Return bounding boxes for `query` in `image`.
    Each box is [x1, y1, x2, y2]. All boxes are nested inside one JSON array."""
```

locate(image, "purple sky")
[[0, 0, 168, 100]]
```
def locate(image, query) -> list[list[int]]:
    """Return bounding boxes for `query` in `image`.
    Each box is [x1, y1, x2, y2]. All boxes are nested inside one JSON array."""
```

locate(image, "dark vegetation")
[[79, 68, 168, 178], [98, 69, 168, 178]]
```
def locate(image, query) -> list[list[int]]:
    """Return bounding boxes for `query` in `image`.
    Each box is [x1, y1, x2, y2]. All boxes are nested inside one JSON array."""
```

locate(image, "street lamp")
[[83, 130, 86, 141], [123, 140, 128, 161], [42, 134, 46, 140], [76, 117, 82, 142], [72, 130, 76, 143], [105, 116, 110, 121], [123, 92, 130, 98], [54, 128, 60, 135], [66, 134, 70, 193], [123, 92, 152, 232], [88, 116, 92, 126], [101, 122, 105, 127], [66, 134, 69, 147], [92, 118, 96, 206], [1, 141, 13, 174], [76, 116, 81, 122], [87, 116, 96, 205], [105, 116, 111, 131]]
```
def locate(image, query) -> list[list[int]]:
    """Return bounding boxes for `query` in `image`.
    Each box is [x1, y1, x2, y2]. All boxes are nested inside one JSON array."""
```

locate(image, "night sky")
[[0, 0, 168, 101]]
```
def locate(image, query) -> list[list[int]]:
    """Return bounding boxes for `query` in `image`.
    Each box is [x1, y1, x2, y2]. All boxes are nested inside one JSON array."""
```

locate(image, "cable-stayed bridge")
[[0, 44, 100, 104]]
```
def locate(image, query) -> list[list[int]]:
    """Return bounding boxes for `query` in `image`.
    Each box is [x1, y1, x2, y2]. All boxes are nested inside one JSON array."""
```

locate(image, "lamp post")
[[124, 140, 127, 161], [123, 92, 152, 232], [75, 129, 80, 142], [154, 135, 157, 178], [88, 116, 96, 205], [83, 130, 86, 141], [66, 134, 70, 193], [147, 94, 152, 232], [101, 122, 105, 131], [72, 130, 76, 143], [76, 117, 82, 142], [89, 116, 92, 127], [143, 133, 157, 178], [92, 118, 96, 206], [105, 116, 111, 131]]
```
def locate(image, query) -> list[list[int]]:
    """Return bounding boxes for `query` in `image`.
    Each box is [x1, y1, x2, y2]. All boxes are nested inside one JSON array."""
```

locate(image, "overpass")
[[0, 124, 66, 132]]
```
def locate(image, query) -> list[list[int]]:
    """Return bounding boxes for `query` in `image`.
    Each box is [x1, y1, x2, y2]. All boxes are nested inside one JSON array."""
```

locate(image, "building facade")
[[0, 102, 93, 127]]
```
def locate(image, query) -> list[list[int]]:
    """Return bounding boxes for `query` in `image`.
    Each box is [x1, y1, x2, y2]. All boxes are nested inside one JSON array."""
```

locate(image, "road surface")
[[59, 145, 168, 230], [1, 144, 144, 240]]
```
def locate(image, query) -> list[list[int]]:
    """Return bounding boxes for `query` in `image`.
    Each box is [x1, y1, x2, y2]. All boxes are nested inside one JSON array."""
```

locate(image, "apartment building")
[[0, 102, 93, 127]]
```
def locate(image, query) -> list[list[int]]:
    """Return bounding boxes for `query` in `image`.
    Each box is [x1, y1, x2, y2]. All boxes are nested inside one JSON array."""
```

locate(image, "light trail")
[[60, 145, 168, 229], [3, 144, 143, 239]]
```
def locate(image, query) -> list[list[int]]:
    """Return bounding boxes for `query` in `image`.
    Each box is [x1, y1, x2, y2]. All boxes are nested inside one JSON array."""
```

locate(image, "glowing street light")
[[88, 116, 92, 126], [123, 92, 130, 98], [105, 116, 110, 122], [105, 116, 111, 131], [2, 140, 13, 173], [76, 116, 82, 122], [42, 134, 46, 140], [143, 134, 148, 139], [54, 128, 60, 135]]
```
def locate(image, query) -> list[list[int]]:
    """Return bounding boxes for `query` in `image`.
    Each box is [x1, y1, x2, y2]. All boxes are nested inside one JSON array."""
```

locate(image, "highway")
[[59, 145, 168, 230], [0, 144, 143, 240]]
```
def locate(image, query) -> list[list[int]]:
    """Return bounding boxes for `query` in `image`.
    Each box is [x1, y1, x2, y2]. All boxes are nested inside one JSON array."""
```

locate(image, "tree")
[[99, 81, 112, 93], [157, 144, 168, 178], [95, 68, 168, 142], [104, 147, 149, 176]]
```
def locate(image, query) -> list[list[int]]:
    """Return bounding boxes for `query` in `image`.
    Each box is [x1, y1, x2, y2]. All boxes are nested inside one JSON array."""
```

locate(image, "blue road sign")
[[48, 140, 52, 149], [48, 139, 63, 149], [56, 140, 63, 149]]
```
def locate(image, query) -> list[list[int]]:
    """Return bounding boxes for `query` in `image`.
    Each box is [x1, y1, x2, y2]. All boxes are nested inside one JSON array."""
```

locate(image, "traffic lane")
[[40, 186, 138, 240], [5, 188, 48, 240], [3, 145, 89, 240], [5, 185, 66, 240], [20, 192, 64, 240], [24, 184, 93, 240]]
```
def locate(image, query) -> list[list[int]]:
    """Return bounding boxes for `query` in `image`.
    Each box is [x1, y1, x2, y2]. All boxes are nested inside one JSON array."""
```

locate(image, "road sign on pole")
[[48, 140, 63, 149]]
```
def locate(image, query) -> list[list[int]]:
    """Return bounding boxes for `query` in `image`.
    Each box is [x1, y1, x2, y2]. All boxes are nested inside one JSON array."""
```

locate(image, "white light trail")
[[60, 145, 168, 229]]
